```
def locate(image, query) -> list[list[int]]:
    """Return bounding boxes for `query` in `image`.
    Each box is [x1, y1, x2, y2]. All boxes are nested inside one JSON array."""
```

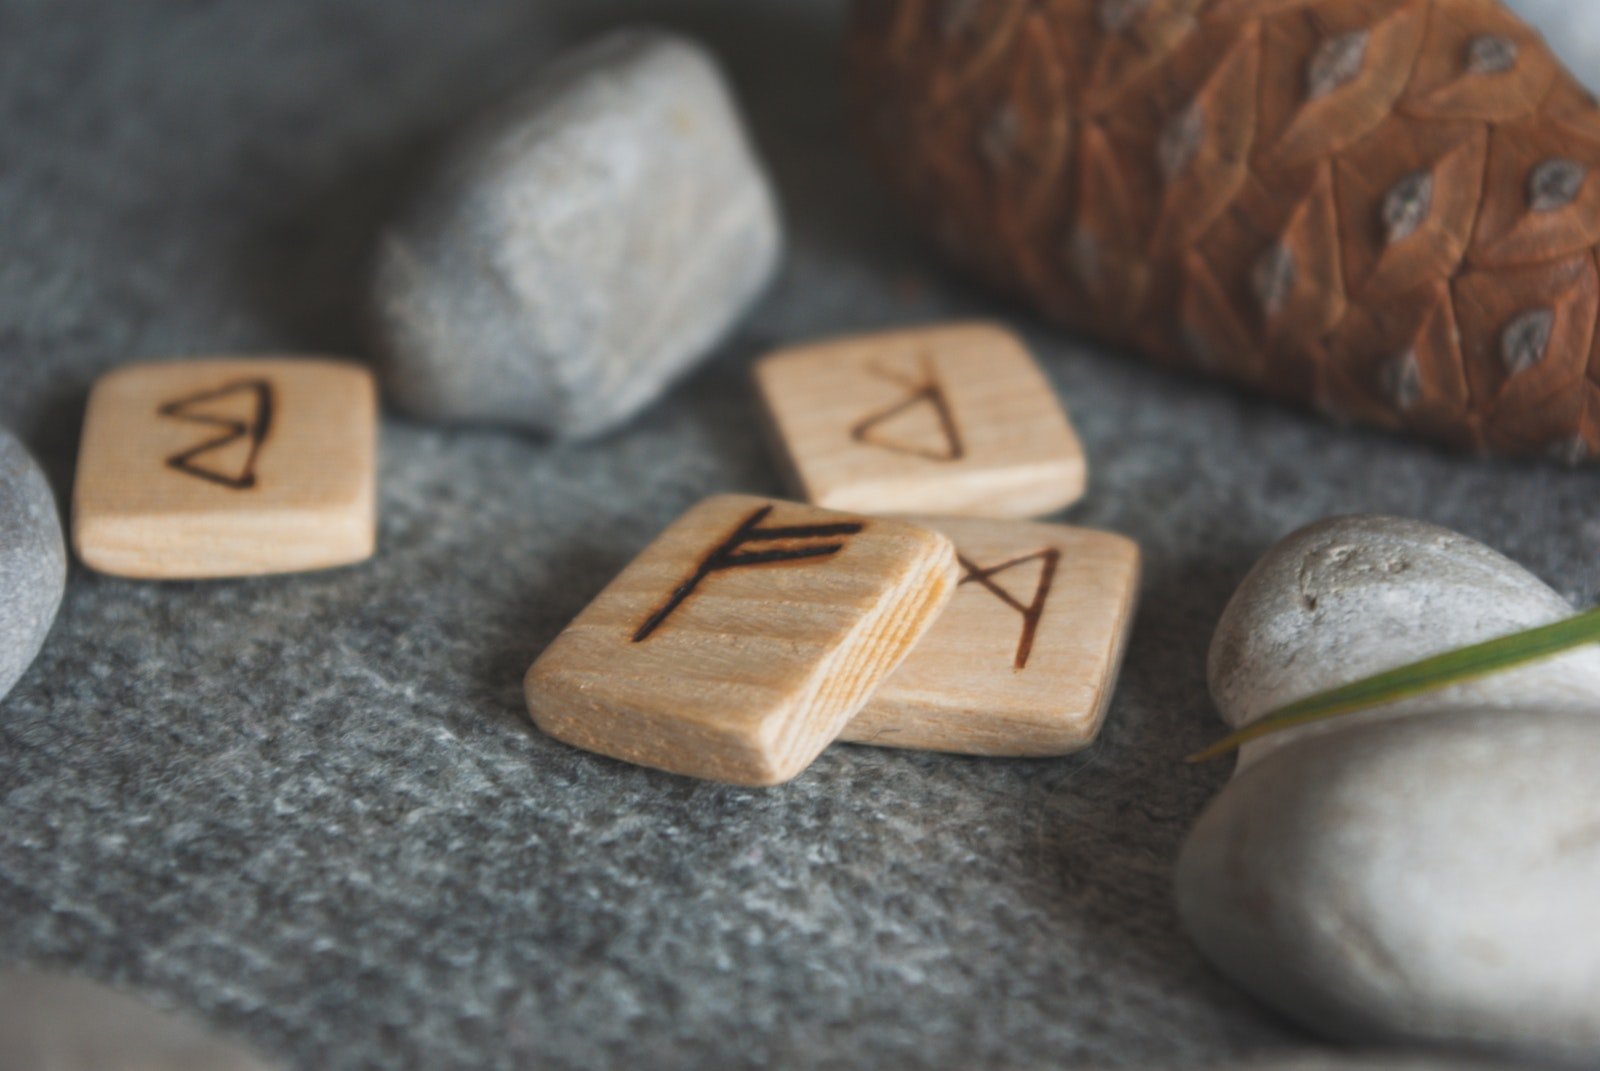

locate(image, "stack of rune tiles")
[[60, 329, 1138, 787], [525, 323, 1142, 785]]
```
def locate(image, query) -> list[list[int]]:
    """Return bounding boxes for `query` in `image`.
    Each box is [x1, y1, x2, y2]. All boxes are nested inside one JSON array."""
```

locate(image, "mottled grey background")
[[2, 2, 1596, 1069]]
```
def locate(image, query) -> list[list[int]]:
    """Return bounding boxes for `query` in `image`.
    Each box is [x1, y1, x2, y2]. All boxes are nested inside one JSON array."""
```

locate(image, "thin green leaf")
[[1186, 605, 1600, 763]]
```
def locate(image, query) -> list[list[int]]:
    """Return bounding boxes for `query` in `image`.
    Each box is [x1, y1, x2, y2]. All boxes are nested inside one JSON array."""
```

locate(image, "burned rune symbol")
[[958, 548, 1060, 669], [849, 355, 965, 462], [633, 506, 865, 642], [157, 379, 275, 490]]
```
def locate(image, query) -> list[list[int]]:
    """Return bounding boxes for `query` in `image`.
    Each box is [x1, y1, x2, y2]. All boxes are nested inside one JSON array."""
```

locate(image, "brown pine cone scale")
[[848, 0, 1600, 460]]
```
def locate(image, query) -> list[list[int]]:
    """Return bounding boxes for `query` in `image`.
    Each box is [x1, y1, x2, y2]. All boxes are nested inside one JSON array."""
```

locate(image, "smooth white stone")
[[1179, 708, 1600, 1064]]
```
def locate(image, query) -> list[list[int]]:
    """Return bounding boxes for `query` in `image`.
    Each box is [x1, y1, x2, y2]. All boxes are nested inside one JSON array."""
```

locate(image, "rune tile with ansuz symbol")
[[842, 515, 1141, 757]]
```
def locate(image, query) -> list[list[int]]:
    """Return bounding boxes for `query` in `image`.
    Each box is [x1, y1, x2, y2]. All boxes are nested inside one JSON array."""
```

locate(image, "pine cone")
[[848, 0, 1600, 461]]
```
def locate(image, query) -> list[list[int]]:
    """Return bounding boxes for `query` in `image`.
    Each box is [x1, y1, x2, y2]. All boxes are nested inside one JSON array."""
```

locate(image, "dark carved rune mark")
[[633, 505, 866, 643], [958, 548, 1060, 669], [849, 355, 965, 462], [157, 379, 275, 490]]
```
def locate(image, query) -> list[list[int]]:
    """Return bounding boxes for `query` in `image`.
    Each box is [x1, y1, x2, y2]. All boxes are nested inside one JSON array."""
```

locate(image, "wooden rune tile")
[[523, 495, 959, 786], [841, 516, 1140, 757], [753, 323, 1085, 518], [73, 357, 377, 579]]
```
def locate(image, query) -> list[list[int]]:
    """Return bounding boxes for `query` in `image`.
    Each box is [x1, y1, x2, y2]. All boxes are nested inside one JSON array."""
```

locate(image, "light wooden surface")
[[73, 357, 377, 579], [753, 322, 1086, 517], [842, 516, 1140, 757], [524, 494, 959, 786]]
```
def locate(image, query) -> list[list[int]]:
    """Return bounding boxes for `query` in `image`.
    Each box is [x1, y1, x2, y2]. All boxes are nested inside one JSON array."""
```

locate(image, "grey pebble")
[[0, 426, 65, 704], [0, 972, 278, 1071], [1182, 516, 1600, 1063], [1207, 514, 1600, 767], [372, 27, 783, 439]]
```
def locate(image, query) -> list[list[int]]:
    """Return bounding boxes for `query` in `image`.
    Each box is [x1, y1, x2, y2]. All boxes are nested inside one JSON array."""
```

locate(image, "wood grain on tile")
[[842, 516, 1140, 756], [754, 323, 1086, 518], [73, 357, 377, 579], [524, 494, 959, 786]]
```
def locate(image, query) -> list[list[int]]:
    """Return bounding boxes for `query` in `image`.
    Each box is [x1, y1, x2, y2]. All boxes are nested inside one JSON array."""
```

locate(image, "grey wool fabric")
[[3, 2, 1599, 1070]]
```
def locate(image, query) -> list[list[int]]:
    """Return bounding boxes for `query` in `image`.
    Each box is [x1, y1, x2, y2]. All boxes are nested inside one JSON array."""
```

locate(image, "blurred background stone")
[[1507, 0, 1600, 81], [371, 27, 782, 439], [0, 426, 65, 702], [0, 972, 277, 1071]]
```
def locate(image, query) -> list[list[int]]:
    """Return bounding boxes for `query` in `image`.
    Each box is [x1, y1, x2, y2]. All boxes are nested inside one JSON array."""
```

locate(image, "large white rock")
[[1181, 516, 1600, 1064], [372, 28, 782, 439], [1179, 708, 1600, 1061]]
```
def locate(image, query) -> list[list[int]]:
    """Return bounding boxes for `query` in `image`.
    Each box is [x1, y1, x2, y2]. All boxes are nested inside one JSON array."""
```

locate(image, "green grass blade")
[[1186, 605, 1600, 763]]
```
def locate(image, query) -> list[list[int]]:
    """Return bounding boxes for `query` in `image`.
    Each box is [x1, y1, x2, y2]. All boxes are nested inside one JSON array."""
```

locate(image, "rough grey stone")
[[7, 2, 1600, 1069], [1178, 709, 1600, 1065], [0, 972, 278, 1071], [0, 426, 65, 703], [1209, 514, 1600, 767], [372, 26, 783, 439]]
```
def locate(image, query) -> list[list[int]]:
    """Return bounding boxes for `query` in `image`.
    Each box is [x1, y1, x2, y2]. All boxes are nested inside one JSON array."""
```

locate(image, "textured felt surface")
[[3, 2, 1598, 1069]]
